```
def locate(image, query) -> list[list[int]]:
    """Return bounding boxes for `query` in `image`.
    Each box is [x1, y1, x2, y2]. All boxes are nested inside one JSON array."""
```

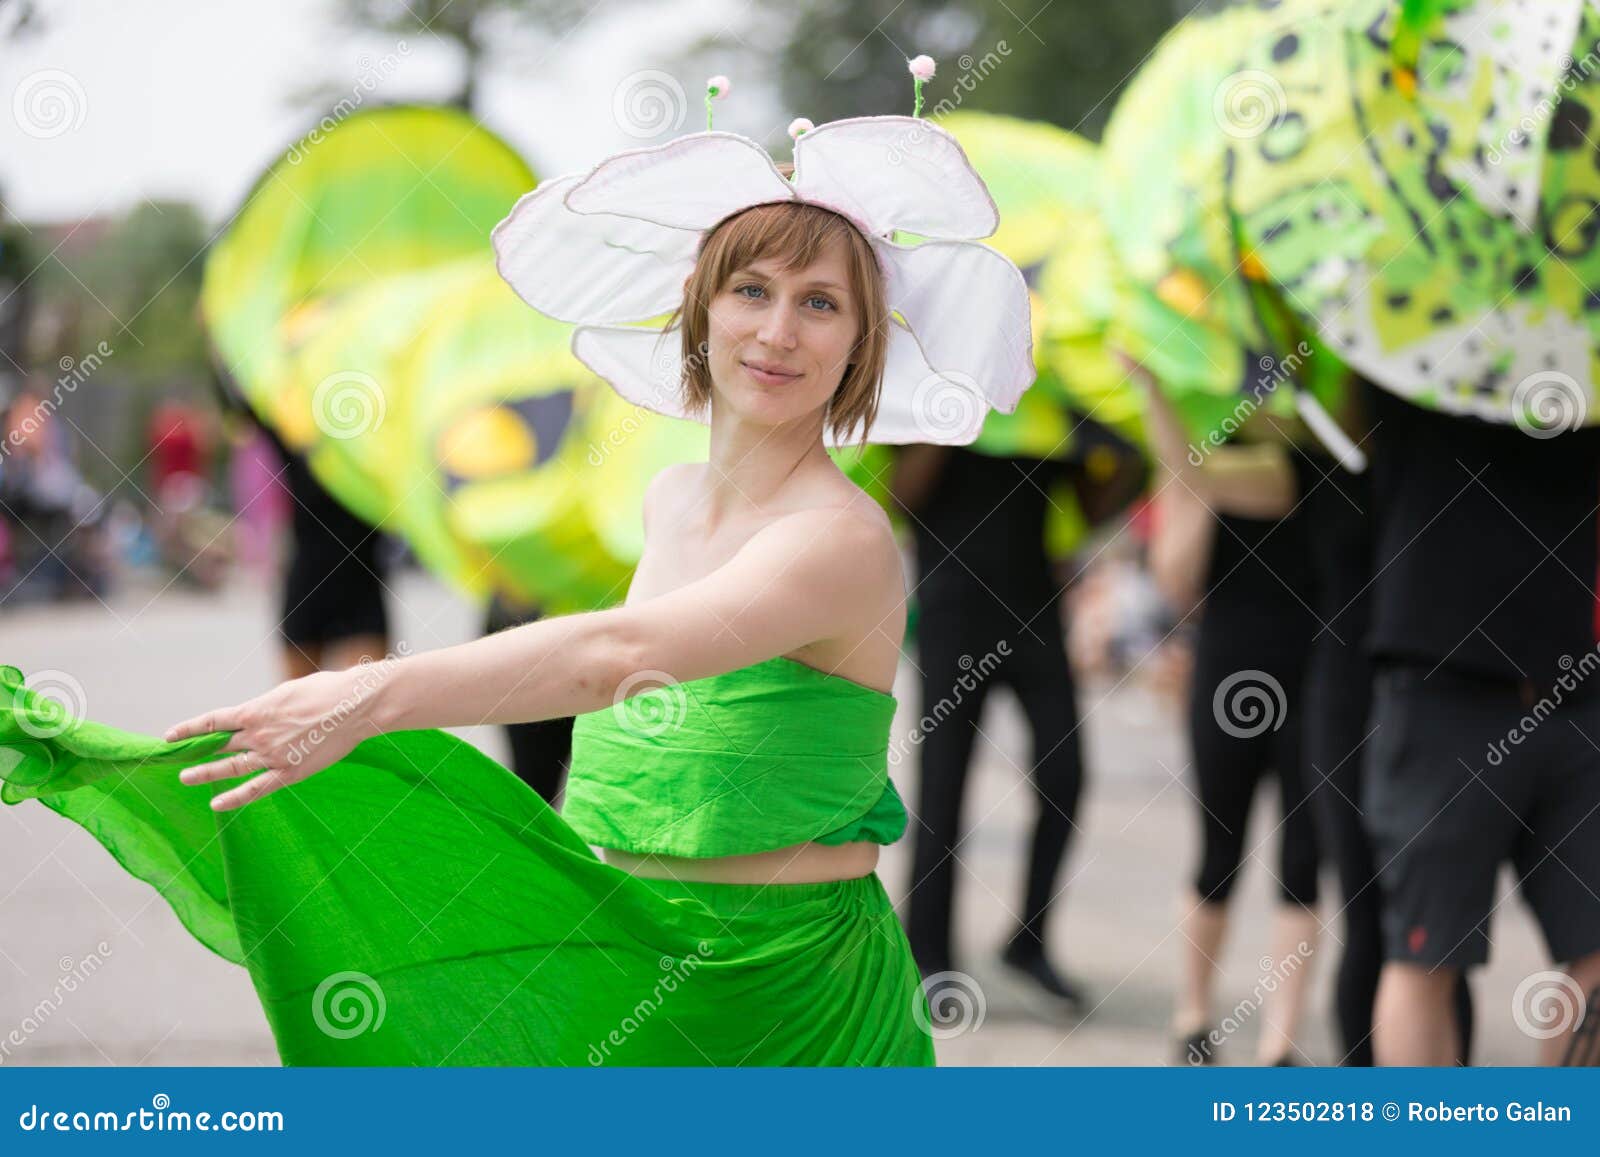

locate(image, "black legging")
[[1188, 630, 1320, 907], [905, 590, 1085, 971]]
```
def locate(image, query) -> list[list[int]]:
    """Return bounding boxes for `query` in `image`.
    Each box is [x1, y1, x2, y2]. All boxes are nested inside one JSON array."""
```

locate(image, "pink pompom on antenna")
[[707, 75, 732, 98], [787, 117, 814, 139], [907, 55, 936, 81]]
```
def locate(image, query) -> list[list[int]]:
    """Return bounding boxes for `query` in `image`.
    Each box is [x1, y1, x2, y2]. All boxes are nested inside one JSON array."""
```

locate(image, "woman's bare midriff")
[[601, 839, 879, 884]]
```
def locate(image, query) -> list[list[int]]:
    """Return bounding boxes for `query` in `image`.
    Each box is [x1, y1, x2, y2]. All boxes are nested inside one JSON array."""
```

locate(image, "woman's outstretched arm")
[[168, 504, 900, 810]]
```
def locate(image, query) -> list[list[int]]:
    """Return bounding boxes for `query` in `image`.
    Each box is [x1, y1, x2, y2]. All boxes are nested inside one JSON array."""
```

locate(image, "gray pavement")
[[0, 572, 1553, 1065]]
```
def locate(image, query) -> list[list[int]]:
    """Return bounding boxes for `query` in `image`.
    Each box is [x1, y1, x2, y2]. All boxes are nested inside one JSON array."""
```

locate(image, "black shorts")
[[1363, 664, 1600, 968], [279, 538, 389, 647]]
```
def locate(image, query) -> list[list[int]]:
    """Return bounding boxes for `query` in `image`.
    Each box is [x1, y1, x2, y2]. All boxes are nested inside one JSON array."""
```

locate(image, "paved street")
[[0, 572, 1552, 1066]]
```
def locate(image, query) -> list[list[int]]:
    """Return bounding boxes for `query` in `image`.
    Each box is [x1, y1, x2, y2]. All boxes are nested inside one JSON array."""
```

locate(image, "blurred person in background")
[[145, 397, 230, 590], [1360, 381, 1600, 1066], [1, 378, 105, 602], [1289, 380, 1474, 1066], [1140, 371, 1321, 1066], [207, 363, 391, 678], [891, 418, 1142, 1012]]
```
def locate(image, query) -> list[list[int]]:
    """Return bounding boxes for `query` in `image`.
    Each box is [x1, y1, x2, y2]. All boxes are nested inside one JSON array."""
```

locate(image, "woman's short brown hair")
[[667, 198, 889, 447]]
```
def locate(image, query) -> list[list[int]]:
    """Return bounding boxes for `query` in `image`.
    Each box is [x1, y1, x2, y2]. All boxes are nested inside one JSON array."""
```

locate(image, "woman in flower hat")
[[0, 60, 1034, 1065]]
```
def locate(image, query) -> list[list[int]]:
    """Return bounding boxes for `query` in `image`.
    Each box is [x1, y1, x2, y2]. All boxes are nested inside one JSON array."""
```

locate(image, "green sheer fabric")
[[564, 655, 906, 856], [0, 665, 934, 1066]]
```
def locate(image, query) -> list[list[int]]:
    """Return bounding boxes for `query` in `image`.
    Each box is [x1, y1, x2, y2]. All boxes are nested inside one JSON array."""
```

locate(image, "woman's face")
[[704, 233, 862, 431]]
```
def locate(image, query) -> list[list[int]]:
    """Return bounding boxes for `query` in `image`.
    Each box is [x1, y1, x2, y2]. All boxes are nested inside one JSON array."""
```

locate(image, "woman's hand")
[[165, 665, 390, 811]]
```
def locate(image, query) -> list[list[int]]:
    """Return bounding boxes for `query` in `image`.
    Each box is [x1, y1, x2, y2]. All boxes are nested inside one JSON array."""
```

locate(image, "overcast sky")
[[1, 0, 783, 224]]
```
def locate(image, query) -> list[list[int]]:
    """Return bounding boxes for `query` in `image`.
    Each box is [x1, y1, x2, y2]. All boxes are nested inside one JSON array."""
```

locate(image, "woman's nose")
[[756, 301, 799, 349]]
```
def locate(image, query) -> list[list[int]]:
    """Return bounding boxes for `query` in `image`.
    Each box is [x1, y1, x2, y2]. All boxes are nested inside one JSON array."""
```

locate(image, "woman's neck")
[[701, 410, 830, 524]]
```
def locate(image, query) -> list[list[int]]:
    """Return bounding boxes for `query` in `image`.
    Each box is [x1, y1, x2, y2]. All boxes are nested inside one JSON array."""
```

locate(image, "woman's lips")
[[742, 360, 801, 386]]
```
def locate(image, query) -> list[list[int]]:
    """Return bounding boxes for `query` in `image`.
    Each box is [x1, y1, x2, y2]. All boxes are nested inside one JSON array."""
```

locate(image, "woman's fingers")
[[179, 750, 269, 787], [211, 769, 293, 812], [164, 706, 243, 743]]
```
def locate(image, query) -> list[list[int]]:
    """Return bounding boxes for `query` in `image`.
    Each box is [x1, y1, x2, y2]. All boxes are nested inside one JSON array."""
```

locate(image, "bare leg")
[[1176, 890, 1228, 1037], [1255, 904, 1320, 1064], [1374, 962, 1459, 1065]]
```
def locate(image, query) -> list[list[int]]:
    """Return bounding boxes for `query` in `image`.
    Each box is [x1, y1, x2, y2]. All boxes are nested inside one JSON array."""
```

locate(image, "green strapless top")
[[563, 656, 907, 858]]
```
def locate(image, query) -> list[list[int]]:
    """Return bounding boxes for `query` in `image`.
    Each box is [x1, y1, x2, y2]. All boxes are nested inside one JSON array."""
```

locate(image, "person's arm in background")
[[1128, 360, 1297, 617]]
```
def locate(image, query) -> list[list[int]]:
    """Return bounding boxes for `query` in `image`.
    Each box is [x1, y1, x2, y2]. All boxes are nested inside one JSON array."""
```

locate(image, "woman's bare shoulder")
[[641, 462, 702, 531]]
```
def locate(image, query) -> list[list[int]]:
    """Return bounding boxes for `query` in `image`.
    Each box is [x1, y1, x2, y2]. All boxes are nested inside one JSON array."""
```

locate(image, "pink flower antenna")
[[907, 56, 935, 117], [705, 75, 731, 130]]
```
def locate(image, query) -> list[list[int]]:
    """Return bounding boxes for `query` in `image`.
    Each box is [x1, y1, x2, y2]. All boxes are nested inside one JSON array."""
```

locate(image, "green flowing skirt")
[[0, 667, 936, 1066]]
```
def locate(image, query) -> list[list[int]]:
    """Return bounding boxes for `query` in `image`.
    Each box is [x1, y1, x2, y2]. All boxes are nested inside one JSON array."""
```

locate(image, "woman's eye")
[[806, 295, 836, 311], [734, 283, 765, 300]]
